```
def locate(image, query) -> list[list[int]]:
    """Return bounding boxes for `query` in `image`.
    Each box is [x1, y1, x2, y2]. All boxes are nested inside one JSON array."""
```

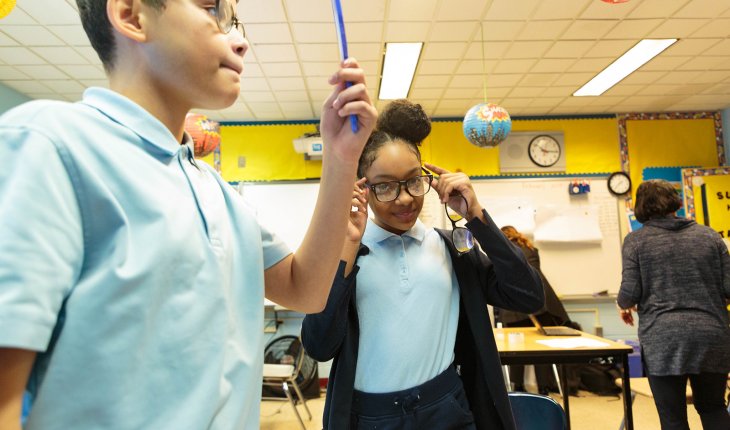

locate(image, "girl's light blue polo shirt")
[[353, 219, 460, 392], [0, 88, 290, 429]]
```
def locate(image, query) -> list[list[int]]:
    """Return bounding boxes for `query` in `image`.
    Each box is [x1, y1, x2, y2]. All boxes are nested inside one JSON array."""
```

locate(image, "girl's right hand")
[[346, 178, 369, 243]]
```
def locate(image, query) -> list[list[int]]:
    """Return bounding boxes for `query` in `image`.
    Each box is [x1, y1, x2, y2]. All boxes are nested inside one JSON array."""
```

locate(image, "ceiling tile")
[[268, 77, 306, 91], [384, 22, 431, 42], [448, 74, 484, 89], [580, 0, 638, 19], [0, 47, 45, 65], [0, 31, 20, 46], [253, 44, 298, 62], [584, 40, 634, 58], [346, 43, 382, 61], [465, 41, 510, 61], [347, 22, 384, 43], [343, 0, 386, 22], [240, 0, 287, 23], [19, 0, 80, 25], [243, 92, 277, 102], [648, 19, 711, 39], [4, 80, 52, 93], [246, 23, 293, 44], [503, 41, 552, 59], [412, 75, 452, 88], [240, 77, 270, 91], [0, 66, 29, 79], [562, 20, 617, 40], [544, 41, 594, 58], [520, 73, 560, 86], [1, 26, 66, 46], [619, 70, 667, 85], [540, 86, 575, 97], [297, 44, 338, 62], [455, 59, 498, 74], [481, 21, 525, 41], [29, 47, 88, 65], [430, 22, 478, 43], [409, 88, 444, 100], [275, 90, 312, 102], [533, 0, 591, 20], [388, 0, 439, 21], [492, 59, 536, 74], [531, 58, 574, 73], [655, 70, 702, 85], [42, 79, 85, 93], [508, 86, 545, 98], [690, 18, 730, 38], [603, 19, 662, 39], [49, 65, 98, 82], [553, 72, 594, 87], [418, 59, 458, 75], [48, 25, 91, 46], [627, 0, 686, 18], [638, 55, 691, 71], [436, 0, 490, 21], [14, 65, 69, 79], [485, 0, 541, 21], [0, 7, 35, 25], [260, 62, 302, 77], [442, 88, 481, 99], [665, 38, 722, 56], [516, 20, 572, 41], [568, 58, 612, 73], [283, 0, 331, 22], [422, 42, 468, 61], [674, 0, 730, 18]]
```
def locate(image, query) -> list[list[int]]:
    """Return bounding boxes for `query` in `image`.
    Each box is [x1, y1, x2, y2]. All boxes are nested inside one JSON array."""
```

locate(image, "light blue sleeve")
[[0, 126, 83, 351]]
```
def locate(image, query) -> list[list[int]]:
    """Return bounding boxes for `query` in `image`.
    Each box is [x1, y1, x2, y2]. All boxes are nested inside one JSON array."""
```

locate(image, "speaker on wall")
[[499, 131, 566, 174]]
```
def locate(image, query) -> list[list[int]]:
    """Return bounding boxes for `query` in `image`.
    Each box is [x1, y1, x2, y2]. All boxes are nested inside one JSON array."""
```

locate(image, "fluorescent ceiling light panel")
[[378, 42, 423, 100], [573, 38, 677, 97]]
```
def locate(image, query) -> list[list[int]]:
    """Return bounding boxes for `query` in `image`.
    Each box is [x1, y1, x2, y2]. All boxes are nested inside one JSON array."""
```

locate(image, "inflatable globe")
[[462, 103, 512, 148], [185, 113, 221, 158]]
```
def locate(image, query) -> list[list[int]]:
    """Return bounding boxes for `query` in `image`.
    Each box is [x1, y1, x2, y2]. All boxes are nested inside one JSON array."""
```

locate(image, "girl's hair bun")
[[376, 99, 431, 145]]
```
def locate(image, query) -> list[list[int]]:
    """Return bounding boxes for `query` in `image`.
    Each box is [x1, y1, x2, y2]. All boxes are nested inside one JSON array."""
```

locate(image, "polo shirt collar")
[[363, 218, 427, 245], [80, 87, 182, 156]]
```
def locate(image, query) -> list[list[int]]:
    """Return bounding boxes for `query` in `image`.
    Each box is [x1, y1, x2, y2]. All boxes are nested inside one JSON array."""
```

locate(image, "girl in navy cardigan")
[[302, 99, 544, 430]]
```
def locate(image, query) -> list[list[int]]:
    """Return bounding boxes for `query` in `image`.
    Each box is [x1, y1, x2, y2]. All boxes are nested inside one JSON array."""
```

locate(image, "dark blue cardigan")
[[302, 211, 544, 430]]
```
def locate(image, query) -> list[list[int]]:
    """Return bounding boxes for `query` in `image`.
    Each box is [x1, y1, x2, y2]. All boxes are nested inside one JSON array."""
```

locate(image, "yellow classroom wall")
[[626, 118, 720, 201], [218, 116, 623, 181]]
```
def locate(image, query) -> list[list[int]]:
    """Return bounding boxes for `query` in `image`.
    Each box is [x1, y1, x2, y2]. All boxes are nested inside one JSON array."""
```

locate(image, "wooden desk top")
[[495, 327, 632, 357]]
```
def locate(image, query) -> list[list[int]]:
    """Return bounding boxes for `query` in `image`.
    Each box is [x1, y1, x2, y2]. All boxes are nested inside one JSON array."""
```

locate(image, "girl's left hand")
[[424, 162, 483, 221]]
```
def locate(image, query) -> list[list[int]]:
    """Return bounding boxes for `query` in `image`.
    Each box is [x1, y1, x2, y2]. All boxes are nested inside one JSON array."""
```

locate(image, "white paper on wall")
[[481, 197, 536, 236], [534, 204, 603, 243]]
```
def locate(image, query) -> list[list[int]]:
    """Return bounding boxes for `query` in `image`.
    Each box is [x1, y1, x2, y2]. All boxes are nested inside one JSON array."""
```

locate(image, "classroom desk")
[[495, 327, 634, 430]]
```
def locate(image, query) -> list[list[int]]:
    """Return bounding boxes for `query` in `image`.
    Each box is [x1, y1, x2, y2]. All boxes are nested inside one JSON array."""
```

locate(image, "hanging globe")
[[462, 103, 512, 148], [185, 113, 221, 158]]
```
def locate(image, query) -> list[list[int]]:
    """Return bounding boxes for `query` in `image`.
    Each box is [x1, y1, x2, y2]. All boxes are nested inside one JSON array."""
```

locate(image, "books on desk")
[[536, 338, 610, 348]]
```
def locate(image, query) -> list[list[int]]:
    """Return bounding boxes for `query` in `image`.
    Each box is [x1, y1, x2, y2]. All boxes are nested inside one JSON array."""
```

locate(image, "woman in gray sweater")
[[617, 179, 730, 430]]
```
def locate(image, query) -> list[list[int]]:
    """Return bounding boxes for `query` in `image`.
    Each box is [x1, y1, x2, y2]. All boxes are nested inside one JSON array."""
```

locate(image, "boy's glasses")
[[215, 0, 246, 38], [366, 168, 433, 202], [444, 195, 475, 255]]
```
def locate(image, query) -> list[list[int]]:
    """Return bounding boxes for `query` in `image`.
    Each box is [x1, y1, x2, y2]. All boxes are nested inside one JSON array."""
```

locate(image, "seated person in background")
[[497, 225, 572, 394]]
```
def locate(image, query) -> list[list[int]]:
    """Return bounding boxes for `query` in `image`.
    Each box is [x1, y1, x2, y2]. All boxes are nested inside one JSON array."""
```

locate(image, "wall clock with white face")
[[528, 134, 561, 168], [607, 171, 632, 196]]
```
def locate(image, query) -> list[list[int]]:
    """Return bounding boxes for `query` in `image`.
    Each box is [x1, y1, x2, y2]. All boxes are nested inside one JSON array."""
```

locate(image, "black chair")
[[509, 392, 567, 430], [262, 336, 313, 430]]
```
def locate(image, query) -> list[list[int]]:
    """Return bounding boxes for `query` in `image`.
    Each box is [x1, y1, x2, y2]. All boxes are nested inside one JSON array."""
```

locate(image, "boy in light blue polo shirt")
[[0, 1, 377, 429]]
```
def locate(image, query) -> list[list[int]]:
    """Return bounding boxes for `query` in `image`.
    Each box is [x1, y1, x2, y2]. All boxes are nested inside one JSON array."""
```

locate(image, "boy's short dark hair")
[[76, 0, 166, 72], [634, 179, 682, 223]]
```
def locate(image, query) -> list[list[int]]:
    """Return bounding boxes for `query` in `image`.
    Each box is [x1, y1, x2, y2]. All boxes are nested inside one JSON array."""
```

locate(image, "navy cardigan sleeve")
[[301, 261, 359, 362]]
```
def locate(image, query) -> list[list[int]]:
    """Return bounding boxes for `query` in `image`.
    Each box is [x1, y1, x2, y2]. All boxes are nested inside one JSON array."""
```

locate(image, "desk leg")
[[621, 354, 634, 430], [560, 364, 571, 430]]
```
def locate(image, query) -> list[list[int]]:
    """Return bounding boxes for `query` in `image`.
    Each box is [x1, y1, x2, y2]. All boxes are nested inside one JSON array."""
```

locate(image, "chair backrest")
[[264, 335, 305, 376], [508, 392, 567, 430]]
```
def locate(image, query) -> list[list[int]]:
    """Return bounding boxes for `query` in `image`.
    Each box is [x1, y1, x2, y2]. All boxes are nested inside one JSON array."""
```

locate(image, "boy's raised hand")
[[424, 162, 484, 222], [320, 58, 377, 166]]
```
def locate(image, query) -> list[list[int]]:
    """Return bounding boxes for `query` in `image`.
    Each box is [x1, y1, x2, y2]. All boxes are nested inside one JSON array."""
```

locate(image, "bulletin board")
[[682, 167, 730, 239], [237, 176, 623, 296]]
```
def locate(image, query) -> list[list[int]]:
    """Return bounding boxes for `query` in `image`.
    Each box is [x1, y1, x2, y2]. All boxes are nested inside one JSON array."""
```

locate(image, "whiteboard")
[[237, 177, 623, 296], [471, 177, 622, 296]]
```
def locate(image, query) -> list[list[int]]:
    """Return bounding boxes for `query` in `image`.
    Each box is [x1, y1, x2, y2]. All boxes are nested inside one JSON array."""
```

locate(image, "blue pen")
[[331, 0, 359, 133]]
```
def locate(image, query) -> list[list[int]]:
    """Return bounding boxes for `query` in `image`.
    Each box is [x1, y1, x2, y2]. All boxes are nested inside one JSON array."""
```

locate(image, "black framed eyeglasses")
[[214, 0, 246, 38], [444, 195, 474, 255], [366, 168, 433, 202]]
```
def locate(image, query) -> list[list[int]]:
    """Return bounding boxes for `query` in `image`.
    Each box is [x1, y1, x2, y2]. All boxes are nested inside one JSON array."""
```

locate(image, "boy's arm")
[[264, 60, 376, 313], [0, 348, 36, 430]]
